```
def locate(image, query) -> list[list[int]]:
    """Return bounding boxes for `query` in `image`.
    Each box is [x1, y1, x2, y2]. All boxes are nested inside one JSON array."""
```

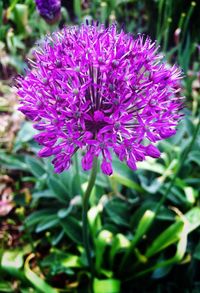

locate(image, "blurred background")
[[0, 0, 200, 292]]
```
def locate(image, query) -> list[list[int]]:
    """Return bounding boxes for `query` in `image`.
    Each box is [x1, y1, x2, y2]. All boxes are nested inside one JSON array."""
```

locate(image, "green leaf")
[[135, 232, 188, 279], [167, 186, 188, 205], [109, 234, 130, 267], [57, 254, 81, 268], [25, 156, 46, 178], [26, 209, 57, 227], [88, 205, 102, 237], [24, 255, 58, 293], [137, 160, 165, 174], [145, 220, 184, 258], [140, 177, 162, 194], [104, 198, 130, 227], [14, 121, 37, 151], [185, 116, 195, 134], [111, 173, 143, 193], [59, 171, 73, 193], [1, 250, 25, 280], [188, 150, 200, 166], [57, 205, 73, 218], [156, 207, 175, 221], [71, 173, 83, 196], [117, 210, 153, 272], [184, 186, 196, 205], [32, 190, 55, 200], [48, 176, 70, 203], [1, 250, 24, 270], [95, 230, 113, 271], [194, 242, 200, 260], [131, 210, 156, 249], [0, 151, 28, 171], [42, 250, 81, 269], [93, 278, 121, 293], [0, 281, 13, 292], [12, 4, 29, 34], [51, 230, 65, 246], [185, 207, 200, 233], [60, 216, 82, 244], [20, 289, 40, 293], [145, 207, 200, 258], [152, 264, 173, 279], [36, 216, 59, 233]]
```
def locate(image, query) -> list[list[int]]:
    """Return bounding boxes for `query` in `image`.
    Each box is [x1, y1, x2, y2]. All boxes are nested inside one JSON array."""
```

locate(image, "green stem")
[[181, 2, 196, 47], [75, 152, 82, 195], [82, 157, 98, 279]]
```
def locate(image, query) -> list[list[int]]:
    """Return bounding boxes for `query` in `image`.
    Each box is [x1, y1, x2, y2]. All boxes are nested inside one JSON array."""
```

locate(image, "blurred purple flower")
[[34, 0, 61, 23], [16, 23, 184, 175]]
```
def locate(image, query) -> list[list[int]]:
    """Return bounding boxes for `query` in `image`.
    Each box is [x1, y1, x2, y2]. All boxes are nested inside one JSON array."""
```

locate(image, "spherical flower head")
[[34, 0, 61, 23], [16, 23, 184, 175]]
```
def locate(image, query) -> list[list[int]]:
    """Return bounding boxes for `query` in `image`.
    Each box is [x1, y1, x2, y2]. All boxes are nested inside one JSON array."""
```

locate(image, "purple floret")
[[34, 0, 61, 22], [16, 23, 184, 175]]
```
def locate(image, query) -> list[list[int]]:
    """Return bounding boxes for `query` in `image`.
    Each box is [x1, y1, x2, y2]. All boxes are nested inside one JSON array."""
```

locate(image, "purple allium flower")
[[16, 23, 184, 175], [34, 0, 61, 23]]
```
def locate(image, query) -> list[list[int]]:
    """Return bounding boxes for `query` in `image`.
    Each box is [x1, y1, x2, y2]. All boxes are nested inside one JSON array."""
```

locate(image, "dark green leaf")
[[0, 281, 13, 292], [145, 221, 184, 258], [104, 198, 130, 227], [188, 150, 200, 166], [14, 121, 37, 151], [152, 265, 173, 279], [25, 209, 57, 227], [0, 151, 28, 171], [48, 176, 70, 203], [32, 190, 55, 200], [51, 230, 65, 246], [194, 242, 200, 260], [57, 206, 73, 218], [60, 216, 82, 244], [36, 215, 59, 233], [25, 156, 46, 178]]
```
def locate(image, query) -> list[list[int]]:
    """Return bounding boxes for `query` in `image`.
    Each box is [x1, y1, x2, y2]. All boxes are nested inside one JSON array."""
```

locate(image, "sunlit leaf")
[[93, 278, 121, 293], [95, 230, 113, 271], [1, 250, 25, 280], [109, 234, 130, 266]]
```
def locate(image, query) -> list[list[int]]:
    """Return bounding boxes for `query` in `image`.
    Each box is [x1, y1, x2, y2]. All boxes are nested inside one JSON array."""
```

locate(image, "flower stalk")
[[82, 156, 98, 279]]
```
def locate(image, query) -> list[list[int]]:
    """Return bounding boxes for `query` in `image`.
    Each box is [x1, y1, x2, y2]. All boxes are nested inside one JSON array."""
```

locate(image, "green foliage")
[[0, 0, 200, 292], [93, 278, 121, 293], [24, 255, 58, 293], [1, 113, 200, 291]]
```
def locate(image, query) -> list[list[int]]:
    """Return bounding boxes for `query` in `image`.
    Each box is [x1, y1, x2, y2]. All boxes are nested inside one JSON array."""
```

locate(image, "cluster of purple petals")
[[16, 23, 183, 175], [34, 0, 61, 22]]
